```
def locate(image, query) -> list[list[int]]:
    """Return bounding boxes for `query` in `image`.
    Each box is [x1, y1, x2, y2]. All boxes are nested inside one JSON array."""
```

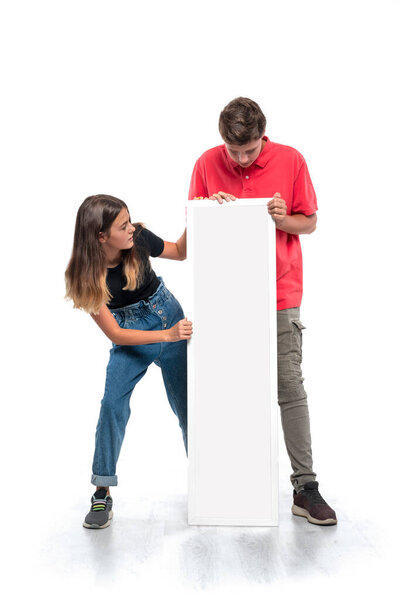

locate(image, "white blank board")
[[187, 200, 278, 526]]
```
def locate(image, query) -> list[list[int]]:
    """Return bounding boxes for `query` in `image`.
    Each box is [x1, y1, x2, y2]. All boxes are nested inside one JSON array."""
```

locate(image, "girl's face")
[[99, 208, 135, 251]]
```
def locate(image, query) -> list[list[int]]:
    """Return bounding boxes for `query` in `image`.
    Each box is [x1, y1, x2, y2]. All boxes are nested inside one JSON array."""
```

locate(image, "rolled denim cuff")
[[91, 474, 118, 486]]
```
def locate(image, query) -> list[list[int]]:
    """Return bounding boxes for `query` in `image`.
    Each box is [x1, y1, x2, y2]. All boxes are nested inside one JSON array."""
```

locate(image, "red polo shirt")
[[188, 136, 318, 310]]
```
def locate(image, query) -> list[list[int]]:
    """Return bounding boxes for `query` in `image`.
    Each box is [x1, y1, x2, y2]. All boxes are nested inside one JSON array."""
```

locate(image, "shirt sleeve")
[[138, 228, 165, 257], [188, 157, 208, 200], [292, 157, 318, 216]]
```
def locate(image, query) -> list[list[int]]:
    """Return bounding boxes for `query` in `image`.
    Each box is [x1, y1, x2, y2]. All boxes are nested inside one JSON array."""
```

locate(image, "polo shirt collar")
[[223, 135, 273, 172], [254, 136, 273, 168]]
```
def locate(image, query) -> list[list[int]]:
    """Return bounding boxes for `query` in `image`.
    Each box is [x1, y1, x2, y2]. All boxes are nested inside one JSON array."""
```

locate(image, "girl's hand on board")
[[166, 318, 193, 342]]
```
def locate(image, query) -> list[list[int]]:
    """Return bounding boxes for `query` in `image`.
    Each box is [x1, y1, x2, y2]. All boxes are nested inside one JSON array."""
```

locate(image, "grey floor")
[[11, 482, 395, 600]]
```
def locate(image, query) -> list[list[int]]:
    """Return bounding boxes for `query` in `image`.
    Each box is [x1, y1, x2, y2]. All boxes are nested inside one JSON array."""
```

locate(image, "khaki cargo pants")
[[277, 307, 317, 491]]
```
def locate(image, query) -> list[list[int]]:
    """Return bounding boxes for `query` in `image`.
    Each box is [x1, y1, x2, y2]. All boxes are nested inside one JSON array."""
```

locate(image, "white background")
[[1, 0, 399, 597]]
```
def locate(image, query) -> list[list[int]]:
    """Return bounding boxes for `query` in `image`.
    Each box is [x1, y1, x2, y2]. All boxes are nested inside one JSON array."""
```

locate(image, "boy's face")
[[225, 135, 265, 168]]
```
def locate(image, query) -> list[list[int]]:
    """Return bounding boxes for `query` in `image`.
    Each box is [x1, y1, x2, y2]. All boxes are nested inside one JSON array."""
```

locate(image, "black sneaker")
[[83, 488, 113, 529], [292, 481, 337, 525]]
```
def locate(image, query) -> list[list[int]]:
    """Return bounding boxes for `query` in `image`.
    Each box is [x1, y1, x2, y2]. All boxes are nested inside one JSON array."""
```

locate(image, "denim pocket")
[[165, 297, 184, 327], [111, 312, 125, 328], [124, 316, 140, 329]]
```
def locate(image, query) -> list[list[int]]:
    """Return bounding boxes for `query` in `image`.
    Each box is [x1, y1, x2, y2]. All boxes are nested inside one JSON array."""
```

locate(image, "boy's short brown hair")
[[219, 97, 267, 145]]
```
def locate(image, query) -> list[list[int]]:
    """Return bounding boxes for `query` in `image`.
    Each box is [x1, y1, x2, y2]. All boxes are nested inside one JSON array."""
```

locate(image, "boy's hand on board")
[[194, 192, 236, 204], [195, 191, 289, 226], [268, 192, 287, 225]]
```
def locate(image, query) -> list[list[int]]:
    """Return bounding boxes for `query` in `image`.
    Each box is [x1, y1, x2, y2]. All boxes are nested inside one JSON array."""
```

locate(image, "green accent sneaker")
[[83, 488, 113, 529]]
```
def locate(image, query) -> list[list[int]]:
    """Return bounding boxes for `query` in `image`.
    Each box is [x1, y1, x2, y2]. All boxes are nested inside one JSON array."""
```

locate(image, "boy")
[[188, 97, 337, 526]]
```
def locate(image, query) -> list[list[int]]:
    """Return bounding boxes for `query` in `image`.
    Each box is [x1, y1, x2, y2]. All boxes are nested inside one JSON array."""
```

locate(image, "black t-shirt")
[[106, 226, 164, 309]]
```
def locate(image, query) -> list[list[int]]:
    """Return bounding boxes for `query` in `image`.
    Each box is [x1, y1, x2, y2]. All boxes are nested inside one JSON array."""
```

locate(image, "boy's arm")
[[276, 213, 317, 235], [268, 193, 317, 234]]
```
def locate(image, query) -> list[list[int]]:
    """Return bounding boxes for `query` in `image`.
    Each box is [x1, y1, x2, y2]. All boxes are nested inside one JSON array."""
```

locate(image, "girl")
[[65, 194, 192, 529]]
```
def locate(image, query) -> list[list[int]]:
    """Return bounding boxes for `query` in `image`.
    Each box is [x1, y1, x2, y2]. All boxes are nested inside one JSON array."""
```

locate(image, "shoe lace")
[[92, 499, 107, 512], [302, 487, 326, 505]]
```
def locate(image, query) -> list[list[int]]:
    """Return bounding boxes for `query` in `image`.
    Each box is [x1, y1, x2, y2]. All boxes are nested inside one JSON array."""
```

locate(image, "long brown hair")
[[65, 194, 146, 314]]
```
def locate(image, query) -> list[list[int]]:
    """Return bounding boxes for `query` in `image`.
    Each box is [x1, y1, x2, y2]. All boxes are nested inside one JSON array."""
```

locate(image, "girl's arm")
[[159, 228, 186, 261], [91, 304, 192, 345]]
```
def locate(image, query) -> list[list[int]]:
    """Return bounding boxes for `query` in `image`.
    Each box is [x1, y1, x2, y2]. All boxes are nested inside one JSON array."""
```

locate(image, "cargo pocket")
[[291, 319, 306, 358]]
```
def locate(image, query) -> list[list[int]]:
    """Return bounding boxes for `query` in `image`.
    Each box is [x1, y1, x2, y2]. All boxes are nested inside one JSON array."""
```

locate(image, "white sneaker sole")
[[292, 505, 337, 526], [83, 509, 114, 529]]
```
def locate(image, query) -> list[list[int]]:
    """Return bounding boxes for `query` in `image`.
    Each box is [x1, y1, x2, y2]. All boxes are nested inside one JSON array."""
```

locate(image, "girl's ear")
[[98, 232, 107, 244]]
